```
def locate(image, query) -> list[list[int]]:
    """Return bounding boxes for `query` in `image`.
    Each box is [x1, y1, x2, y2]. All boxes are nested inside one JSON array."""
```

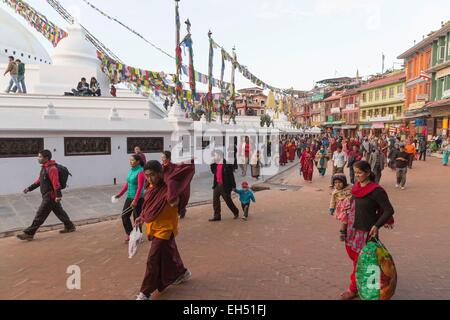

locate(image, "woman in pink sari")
[[300, 147, 314, 183]]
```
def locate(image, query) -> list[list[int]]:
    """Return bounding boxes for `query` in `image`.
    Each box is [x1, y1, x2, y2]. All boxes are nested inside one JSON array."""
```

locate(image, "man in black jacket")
[[17, 150, 76, 241], [209, 150, 239, 221]]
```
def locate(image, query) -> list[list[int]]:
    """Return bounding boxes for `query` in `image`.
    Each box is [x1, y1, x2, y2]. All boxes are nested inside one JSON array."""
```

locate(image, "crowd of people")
[[12, 130, 448, 300], [277, 132, 450, 187]]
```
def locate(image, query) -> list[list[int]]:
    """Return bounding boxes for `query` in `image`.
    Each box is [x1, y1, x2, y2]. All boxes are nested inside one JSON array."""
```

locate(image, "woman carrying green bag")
[[340, 160, 395, 300]]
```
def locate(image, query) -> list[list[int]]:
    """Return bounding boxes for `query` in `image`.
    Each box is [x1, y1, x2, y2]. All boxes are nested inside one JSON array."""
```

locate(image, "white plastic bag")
[[128, 226, 143, 259], [111, 195, 119, 204]]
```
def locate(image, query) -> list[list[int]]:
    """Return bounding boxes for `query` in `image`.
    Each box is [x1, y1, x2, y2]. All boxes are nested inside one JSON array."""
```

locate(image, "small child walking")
[[329, 174, 352, 241], [233, 181, 256, 221]]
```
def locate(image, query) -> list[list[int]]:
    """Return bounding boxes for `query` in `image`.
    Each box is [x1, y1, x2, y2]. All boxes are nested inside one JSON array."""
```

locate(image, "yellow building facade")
[[359, 72, 406, 134]]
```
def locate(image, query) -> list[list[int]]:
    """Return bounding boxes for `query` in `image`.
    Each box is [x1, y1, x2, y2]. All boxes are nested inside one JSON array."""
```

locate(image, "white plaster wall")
[[0, 132, 173, 195]]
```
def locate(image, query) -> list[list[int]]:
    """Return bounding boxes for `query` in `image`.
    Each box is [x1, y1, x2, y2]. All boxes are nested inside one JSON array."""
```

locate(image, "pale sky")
[[3, 0, 450, 91]]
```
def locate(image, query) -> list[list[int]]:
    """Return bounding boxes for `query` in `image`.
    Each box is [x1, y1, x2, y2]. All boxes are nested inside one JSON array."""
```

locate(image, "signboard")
[[345, 104, 355, 110], [409, 101, 426, 110], [436, 66, 450, 80], [331, 107, 341, 114], [416, 94, 429, 101], [312, 93, 324, 102], [443, 89, 450, 99], [372, 122, 385, 129], [368, 115, 394, 122]]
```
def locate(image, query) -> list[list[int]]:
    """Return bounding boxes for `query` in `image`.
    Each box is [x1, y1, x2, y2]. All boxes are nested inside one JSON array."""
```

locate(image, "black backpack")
[[46, 164, 72, 190]]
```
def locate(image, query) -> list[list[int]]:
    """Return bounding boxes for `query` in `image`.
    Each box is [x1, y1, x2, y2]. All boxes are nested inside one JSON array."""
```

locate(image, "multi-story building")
[[311, 91, 327, 126], [292, 91, 311, 126], [398, 30, 433, 137], [310, 99, 322, 127], [358, 71, 406, 136], [426, 22, 450, 137], [322, 91, 344, 136], [235, 87, 267, 116], [340, 89, 360, 138]]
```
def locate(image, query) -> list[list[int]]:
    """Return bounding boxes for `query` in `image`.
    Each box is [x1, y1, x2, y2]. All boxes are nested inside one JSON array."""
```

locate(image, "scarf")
[[351, 181, 394, 225], [141, 163, 195, 223]]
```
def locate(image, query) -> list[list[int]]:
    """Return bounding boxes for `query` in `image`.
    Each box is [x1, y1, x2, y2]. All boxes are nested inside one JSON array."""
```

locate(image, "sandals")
[[340, 290, 357, 300], [339, 230, 347, 242]]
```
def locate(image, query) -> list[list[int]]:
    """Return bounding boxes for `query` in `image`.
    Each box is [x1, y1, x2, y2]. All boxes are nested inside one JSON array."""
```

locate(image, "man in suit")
[[209, 149, 239, 221]]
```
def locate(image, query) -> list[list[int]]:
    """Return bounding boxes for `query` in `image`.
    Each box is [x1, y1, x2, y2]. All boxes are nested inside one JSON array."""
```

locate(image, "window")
[[408, 61, 413, 78], [375, 90, 380, 101], [362, 93, 367, 102], [0, 138, 44, 158], [374, 109, 380, 116], [389, 87, 395, 98], [382, 89, 387, 100], [362, 110, 367, 119], [397, 85, 403, 94], [127, 137, 164, 154], [388, 107, 394, 114], [382, 108, 387, 117], [354, 112, 358, 123], [369, 92, 373, 102], [368, 110, 373, 117], [64, 137, 111, 156], [438, 45, 446, 61], [396, 106, 402, 117]]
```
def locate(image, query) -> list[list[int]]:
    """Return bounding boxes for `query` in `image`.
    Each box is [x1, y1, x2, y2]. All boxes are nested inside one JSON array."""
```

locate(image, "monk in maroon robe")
[[135, 160, 195, 300]]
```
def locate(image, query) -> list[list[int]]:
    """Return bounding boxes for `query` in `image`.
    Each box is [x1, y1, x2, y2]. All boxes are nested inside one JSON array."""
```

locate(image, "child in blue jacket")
[[233, 181, 256, 220]]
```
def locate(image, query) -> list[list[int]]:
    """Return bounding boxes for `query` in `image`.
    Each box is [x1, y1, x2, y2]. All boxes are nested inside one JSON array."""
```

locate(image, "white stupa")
[[34, 23, 110, 96], [0, 7, 51, 65]]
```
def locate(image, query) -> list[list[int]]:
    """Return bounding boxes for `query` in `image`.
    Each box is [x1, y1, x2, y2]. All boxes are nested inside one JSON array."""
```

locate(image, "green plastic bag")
[[356, 237, 397, 300]]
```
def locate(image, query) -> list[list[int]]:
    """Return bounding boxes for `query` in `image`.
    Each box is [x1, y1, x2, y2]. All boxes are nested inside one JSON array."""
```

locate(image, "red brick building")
[[340, 89, 360, 138], [235, 87, 267, 116]]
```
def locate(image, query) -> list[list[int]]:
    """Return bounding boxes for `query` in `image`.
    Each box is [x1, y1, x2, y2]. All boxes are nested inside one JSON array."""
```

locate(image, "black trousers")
[[408, 153, 414, 168], [241, 203, 251, 218], [349, 167, 356, 184], [419, 150, 426, 161], [24, 193, 75, 236], [213, 184, 239, 219], [122, 198, 144, 235]]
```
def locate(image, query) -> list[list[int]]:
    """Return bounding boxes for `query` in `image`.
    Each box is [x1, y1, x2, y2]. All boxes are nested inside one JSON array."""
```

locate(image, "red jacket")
[[28, 160, 62, 200]]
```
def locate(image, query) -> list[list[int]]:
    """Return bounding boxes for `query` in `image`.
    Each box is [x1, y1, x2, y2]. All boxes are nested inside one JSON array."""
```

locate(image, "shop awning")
[[341, 125, 357, 129]]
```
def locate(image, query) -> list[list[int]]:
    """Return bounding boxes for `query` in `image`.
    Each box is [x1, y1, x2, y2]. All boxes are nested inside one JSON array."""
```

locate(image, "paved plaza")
[[0, 157, 449, 300]]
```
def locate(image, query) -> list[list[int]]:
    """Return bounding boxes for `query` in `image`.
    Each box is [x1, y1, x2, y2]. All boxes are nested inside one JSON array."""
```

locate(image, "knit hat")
[[242, 181, 249, 188], [332, 174, 348, 187]]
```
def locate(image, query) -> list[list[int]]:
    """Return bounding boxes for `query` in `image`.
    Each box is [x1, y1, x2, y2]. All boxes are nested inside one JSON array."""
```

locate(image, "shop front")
[[341, 125, 358, 138]]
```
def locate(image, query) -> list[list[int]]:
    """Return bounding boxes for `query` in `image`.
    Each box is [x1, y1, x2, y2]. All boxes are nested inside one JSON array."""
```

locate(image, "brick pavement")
[[0, 157, 449, 300], [0, 162, 297, 236]]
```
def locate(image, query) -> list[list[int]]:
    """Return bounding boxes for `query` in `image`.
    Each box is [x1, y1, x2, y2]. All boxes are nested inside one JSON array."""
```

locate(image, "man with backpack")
[[17, 150, 75, 241]]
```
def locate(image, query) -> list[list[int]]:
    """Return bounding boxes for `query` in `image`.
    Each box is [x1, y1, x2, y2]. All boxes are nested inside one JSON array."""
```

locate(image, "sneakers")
[[124, 235, 130, 243], [136, 292, 151, 300], [395, 184, 399, 188], [242, 216, 248, 221], [233, 214, 239, 220], [16, 233, 34, 241], [173, 269, 192, 285], [60, 226, 76, 234], [401, 187, 405, 190]]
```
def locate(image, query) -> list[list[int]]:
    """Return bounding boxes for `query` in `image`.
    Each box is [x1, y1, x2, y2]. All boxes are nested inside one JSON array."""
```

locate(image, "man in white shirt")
[[330, 145, 347, 187]]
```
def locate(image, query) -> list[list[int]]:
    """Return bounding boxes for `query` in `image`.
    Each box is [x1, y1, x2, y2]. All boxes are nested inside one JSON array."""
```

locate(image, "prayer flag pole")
[[175, 0, 182, 102], [207, 30, 214, 122], [231, 46, 237, 102]]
